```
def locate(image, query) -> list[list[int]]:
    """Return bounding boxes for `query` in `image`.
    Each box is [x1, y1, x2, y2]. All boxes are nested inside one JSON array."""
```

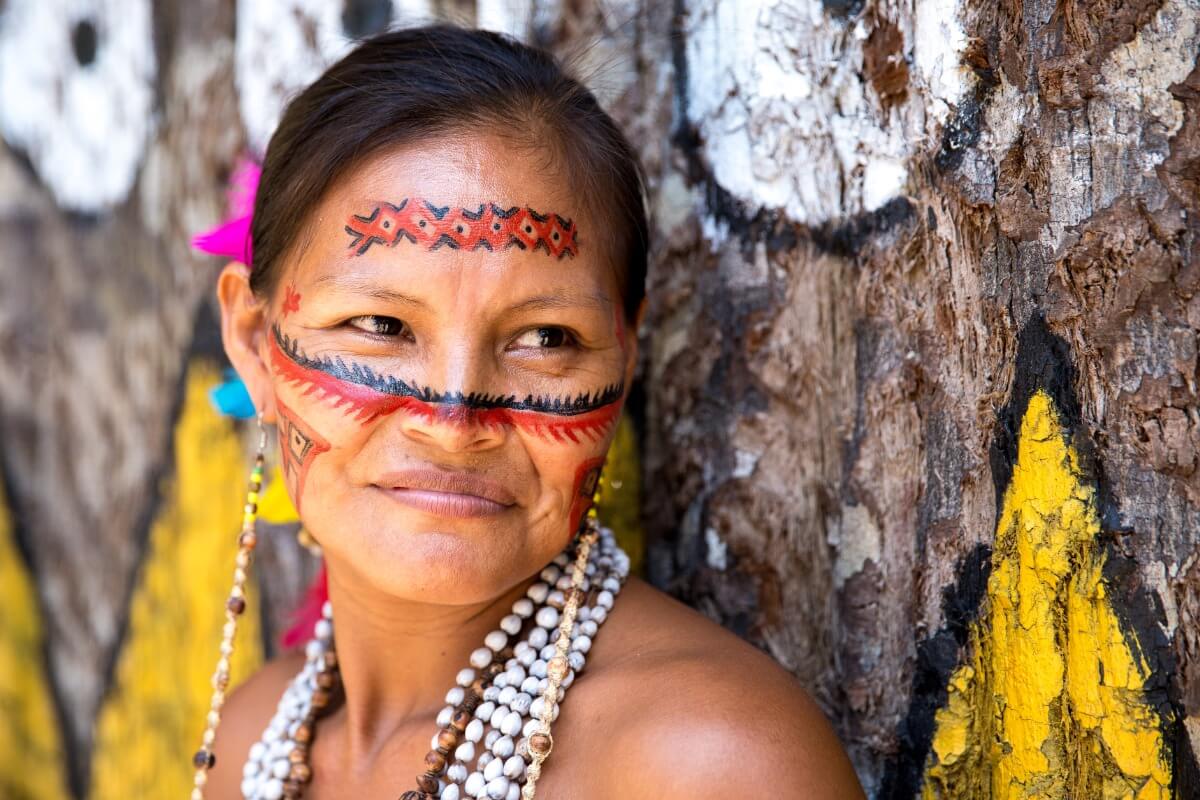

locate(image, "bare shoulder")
[[205, 650, 306, 800], [574, 577, 865, 799]]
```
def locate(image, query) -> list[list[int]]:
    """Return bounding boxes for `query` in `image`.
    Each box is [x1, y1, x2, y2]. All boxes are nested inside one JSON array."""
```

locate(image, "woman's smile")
[[373, 467, 518, 518]]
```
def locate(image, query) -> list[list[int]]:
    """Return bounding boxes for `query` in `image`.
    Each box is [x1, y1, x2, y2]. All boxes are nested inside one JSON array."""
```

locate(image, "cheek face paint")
[[276, 397, 330, 514], [282, 284, 301, 317], [614, 303, 627, 354], [270, 330, 409, 424], [269, 325, 624, 443], [568, 457, 605, 536], [344, 199, 579, 259]]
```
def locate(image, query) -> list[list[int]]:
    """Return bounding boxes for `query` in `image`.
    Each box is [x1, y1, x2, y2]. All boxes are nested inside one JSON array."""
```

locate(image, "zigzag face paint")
[[344, 199, 579, 258], [268, 325, 622, 443]]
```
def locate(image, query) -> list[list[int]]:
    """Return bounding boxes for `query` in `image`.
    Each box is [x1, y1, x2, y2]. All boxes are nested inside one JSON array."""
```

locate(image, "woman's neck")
[[322, 559, 535, 758]]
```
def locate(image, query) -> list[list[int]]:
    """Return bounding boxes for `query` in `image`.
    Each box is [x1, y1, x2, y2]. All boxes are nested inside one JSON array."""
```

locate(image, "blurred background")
[[1, 0, 1199, 798]]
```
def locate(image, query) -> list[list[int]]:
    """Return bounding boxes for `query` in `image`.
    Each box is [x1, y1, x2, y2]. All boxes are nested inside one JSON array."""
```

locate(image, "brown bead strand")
[[281, 650, 340, 800], [279, 649, 511, 799], [405, 652, 510, 799], [522, 514, 599, 799], [191, 417, 268, 799]]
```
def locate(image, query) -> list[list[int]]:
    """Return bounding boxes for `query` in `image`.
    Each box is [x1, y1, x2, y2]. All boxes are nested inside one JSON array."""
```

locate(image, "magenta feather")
[[191, 158, 261, 263]]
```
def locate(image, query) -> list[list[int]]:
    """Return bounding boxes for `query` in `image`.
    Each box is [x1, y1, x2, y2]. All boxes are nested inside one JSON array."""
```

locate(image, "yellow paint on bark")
[[0, 470, 71, 799], [921, 391, 1172, 799], [89, 360, 264, 800]]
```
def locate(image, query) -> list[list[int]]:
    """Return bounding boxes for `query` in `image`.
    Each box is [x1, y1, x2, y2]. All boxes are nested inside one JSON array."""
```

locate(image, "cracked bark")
[[0, 0, 1196, 796]]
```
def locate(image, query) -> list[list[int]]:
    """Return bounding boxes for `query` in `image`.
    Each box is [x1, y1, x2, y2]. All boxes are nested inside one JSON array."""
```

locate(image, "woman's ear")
[[217, 262, 277, 423]]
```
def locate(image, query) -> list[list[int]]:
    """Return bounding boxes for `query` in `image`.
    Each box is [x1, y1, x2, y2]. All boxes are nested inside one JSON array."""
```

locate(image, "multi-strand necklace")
[[238, 519, 628, 800]]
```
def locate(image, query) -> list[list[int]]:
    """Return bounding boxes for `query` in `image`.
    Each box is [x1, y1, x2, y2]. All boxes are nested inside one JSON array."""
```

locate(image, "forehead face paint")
[[344, 199, 580, 259], [269, 326, 622, 443]]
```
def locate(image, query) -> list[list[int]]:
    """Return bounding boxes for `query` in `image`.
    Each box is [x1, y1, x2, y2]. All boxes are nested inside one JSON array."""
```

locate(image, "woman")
[[199, 25, 864, 800]]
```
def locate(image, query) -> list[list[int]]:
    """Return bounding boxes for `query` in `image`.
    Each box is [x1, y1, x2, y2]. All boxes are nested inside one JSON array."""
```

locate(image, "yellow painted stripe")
[[89, 360, 264, 800], [922, 390, 1172, 799], [0, 466, 71, 798]]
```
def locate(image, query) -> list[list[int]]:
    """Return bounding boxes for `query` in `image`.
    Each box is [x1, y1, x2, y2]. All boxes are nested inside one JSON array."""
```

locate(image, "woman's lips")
[[374, 468, 516, 519]]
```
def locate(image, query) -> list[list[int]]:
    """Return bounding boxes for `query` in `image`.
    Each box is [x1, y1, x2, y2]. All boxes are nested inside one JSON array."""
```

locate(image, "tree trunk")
[[0, 1, 1196, 798]]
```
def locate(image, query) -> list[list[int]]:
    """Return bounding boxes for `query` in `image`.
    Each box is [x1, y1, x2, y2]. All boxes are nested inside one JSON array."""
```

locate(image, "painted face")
[[260, 134, 633, 604]]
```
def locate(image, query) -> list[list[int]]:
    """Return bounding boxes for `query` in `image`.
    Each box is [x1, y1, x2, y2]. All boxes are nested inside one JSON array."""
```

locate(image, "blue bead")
[[209, 370, 257, 419]]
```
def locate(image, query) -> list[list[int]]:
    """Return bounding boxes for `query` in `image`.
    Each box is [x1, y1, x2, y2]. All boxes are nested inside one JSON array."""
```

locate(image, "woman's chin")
[[324, 522, 538, 603]]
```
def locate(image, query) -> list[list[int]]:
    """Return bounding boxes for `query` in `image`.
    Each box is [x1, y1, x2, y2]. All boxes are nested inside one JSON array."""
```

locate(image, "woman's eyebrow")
[[308, 273, 429, 307], [505, 291, 611, 314]]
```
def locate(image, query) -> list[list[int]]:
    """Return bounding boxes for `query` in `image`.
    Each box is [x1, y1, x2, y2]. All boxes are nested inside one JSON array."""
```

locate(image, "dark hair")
[[250, 25, 648, 321]]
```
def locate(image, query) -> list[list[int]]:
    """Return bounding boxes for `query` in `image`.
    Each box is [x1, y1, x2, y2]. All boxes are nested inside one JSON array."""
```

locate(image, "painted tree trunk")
[[0, 1, 1196, 798], [573, 0, 1200, 797]]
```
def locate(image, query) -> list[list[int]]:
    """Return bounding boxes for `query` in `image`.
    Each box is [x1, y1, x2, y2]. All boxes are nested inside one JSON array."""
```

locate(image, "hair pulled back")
[[250, 25, 648, 321]]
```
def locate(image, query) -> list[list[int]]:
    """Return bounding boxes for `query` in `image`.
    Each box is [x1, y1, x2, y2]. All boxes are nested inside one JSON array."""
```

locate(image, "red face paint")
[[568, 457, 605, 536], [282, 284, 301, 317], [614, 302, 627, 354], [276, 397, 330, 514], [345, 199, 579, 259], [269, 325, 623, 443]]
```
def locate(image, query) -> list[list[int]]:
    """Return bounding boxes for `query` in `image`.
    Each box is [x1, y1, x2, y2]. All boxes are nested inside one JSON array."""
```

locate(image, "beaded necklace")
[[239, 520, 628, 800]]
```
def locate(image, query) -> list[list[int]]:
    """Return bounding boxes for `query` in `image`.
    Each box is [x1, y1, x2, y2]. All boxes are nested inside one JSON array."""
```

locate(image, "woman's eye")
[[513, 326, 574, 350], [347, 315, 407, 337]]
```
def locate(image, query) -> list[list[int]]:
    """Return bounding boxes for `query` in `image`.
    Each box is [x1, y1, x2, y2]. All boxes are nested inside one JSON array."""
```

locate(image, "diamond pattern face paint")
[[344, 199, 580, 258]]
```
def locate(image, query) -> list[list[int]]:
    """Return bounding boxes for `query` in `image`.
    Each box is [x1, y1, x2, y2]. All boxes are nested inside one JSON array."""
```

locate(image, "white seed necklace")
[[240, 521, 628, 800]]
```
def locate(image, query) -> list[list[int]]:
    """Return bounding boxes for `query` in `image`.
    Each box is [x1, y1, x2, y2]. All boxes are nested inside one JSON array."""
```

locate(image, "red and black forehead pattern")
[[344, 199, 580, 258]]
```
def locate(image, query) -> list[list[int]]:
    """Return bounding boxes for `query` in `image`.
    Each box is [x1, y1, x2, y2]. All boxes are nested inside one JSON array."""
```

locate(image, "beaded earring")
[[190, 412, 267, 799]]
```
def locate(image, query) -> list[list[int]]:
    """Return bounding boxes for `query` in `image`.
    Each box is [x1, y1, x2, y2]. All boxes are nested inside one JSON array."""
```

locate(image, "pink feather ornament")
[[194, 156, 327, 650], [191, 158, 261, 264]]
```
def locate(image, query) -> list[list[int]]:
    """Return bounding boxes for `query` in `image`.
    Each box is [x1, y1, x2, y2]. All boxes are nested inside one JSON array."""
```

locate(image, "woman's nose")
[[391, 348, 508, 453], [394, 395, 509, 453]]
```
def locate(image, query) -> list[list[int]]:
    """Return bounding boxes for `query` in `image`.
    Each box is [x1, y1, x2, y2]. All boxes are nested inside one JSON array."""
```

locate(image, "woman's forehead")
[[285, 141, 617, 307], [322, 135, 585, 227]]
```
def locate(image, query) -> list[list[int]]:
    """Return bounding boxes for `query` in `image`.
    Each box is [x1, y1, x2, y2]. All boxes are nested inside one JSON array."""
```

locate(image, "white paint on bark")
[[912, 0, 968, 121], [733, 448, 760, 478], [832, 502, 883, 587], [682, 0, 969, 229], [979, 79, 1032, 164], [705, 526, 729, 570], [236, 0, 434, 154], [0, 0, 156, 212]]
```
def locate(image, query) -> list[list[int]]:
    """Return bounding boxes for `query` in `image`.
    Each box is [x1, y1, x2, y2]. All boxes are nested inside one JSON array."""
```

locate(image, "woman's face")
[[223, 135, 637, 605]]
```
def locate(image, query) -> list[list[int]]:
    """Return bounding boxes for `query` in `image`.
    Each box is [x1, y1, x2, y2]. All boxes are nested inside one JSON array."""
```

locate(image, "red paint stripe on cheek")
[[502, 403, 621, 443], [269, 335, 406, 423], [269, 333, 624, 442]]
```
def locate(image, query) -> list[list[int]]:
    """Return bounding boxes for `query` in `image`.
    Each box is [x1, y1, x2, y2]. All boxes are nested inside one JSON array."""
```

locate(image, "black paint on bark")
[[878, 543, 991, 799]]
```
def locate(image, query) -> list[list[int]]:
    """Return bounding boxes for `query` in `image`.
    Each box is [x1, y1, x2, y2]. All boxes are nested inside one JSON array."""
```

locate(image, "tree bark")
[[0, 0, 1196, 797]]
